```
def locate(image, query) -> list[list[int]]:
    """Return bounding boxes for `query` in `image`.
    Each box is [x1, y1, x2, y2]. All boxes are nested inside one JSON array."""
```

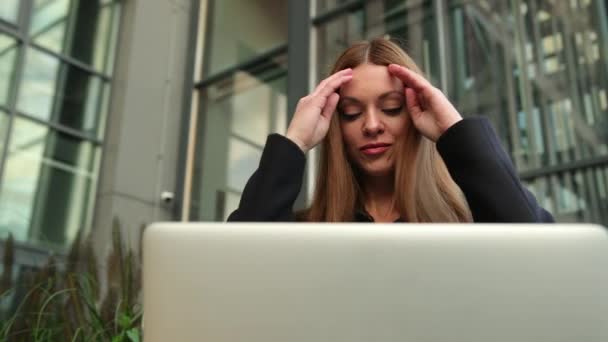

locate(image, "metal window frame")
[[182, 0, 299, 220], [520, 155, 608, 181], [0, 0, 122, 250], [194, 44, 288, 89], [311, 0, 364, 26], [177, 0, 205, 221], [288, 0, 312, 209]]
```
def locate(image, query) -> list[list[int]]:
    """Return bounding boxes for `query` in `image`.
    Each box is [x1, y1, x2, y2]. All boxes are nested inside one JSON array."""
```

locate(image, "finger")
[[313, 71, 352, 98], [312, 68, 352, 96], [316, 74, 353, 98], [307, 74, 352, 110], [313, 69, 351, 95], [388, 64, 432, 93], [321, 92, 340, 120], [405, 88, 423, 119]]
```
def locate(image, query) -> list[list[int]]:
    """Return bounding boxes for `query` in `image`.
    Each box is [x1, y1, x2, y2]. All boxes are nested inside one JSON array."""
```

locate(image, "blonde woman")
[[228, 38, 553, 223]]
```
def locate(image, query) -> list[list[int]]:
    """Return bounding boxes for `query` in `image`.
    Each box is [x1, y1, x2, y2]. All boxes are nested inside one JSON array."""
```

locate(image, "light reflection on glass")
[[0, 117, 99, 248], [0, 34, 18, 106], [0, 0, 19, 23], [17, 48, 107, 137], [30, 0, 120, 73], [190, 62, 287, 220]]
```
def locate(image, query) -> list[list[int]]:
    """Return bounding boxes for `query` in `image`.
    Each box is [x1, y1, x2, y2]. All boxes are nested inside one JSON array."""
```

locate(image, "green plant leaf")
[[119, 312, 132, 329], [126, 328, 140, 342], [34, 288, 75, 340], [70, 327, 83, 342], [112, 331, 125, 342], [4, 219, 144, 342]]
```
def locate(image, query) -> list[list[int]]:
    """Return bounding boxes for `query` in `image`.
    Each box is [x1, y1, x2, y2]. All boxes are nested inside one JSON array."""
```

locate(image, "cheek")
[[387, 115, 409, 136], [339, 122, 359, 150]]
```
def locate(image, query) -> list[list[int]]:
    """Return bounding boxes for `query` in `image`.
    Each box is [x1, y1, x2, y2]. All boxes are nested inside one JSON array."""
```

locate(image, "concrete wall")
[[91, 0, 195, 256]]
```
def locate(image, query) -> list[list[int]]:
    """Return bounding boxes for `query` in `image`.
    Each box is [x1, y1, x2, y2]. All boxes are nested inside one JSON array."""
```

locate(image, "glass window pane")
[[230, 71, 287, 145], [205, 0, 287, 75], [316, 0, 439, 83], [524, 176, 554, 215], [0, 0, 20, 24], [317, 10, 365, 79], [222, 191, 241, 222], [0, 110, 9, 160], [316, 0, 354, 15], [17, 48, 59, 119], [17, 48, 107, 136], [190, 58, 287, 221], [0, 34, 18, 107], [227, 138, 262, 190], [0, 117, 99, 249], [29, 0, 121, 73], [445, 0, 608, 172]]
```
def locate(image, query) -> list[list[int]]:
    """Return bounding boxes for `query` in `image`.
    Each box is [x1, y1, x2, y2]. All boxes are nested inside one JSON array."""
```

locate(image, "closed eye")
[[383, 106, 403, 115], [338, 111, 362, 121]]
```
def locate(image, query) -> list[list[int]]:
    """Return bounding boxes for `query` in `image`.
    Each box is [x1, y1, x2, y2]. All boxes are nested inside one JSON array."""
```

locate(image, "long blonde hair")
[[304, 38, 472, 222]]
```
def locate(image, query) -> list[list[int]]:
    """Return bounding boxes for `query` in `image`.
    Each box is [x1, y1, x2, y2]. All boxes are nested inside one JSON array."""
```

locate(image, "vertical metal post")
[[511, 0, 540, 169], [434, 0, 449, 95], [180, 0, 208, 221], [287, 0, 311, 209]]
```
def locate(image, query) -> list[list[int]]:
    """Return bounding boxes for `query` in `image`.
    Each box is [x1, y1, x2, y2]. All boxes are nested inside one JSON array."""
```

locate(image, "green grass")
[[0, 219, 143, 342]]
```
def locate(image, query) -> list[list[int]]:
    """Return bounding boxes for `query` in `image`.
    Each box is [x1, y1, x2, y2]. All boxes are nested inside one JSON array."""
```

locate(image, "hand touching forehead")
[[339, 63, 404, 102]]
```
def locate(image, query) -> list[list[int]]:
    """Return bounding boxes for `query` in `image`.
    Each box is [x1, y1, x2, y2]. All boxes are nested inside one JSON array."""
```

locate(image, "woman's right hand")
[[285, 68, 353, 153]]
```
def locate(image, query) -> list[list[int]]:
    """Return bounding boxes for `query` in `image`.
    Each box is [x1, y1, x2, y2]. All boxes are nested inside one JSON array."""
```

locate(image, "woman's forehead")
[[339, 63, 404, 99]]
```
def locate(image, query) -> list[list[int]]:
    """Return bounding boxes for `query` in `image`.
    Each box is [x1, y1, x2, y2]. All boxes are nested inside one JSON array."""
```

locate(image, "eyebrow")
[[339, 91, 404, 105]]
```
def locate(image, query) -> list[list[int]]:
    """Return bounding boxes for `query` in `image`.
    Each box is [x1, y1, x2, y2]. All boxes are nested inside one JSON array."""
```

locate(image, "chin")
[[357, 162, 395, 178]]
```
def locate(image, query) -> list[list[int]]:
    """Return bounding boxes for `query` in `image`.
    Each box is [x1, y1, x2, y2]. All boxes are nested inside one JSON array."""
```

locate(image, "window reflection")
[[317, 10, 365, 79], [0, 110, 8, 161], [316, 0, 439, 83], [316, 0, 355, 15], [0, 117, 99, 248], [0, 34, 18, 106], [17, 48, 58, 119], [222, 191, 241, 221], [17, 48, 108, 137], [190, 58, 287, 220], [228, 138, 262, 191], [313, 0, 608, 225], [0, 0, 120, 250], [0, 0, 20, 24], [30, 0, 120, 73], [205, 0, 287, 75], [446, 0, 608, 172]]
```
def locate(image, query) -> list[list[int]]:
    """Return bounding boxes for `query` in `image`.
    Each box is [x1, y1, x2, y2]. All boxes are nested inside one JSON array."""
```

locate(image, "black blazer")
[[228, 117, 554, 223]]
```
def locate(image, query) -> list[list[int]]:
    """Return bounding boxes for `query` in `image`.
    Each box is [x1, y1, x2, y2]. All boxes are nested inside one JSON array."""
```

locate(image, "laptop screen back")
[[143, 223, 608, 342]]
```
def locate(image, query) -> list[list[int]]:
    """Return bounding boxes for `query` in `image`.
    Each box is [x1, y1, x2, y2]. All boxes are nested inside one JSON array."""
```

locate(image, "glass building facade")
[[0, 0, 607, 254], [0, 0, 122, 250], [187, 0, 608, 225]]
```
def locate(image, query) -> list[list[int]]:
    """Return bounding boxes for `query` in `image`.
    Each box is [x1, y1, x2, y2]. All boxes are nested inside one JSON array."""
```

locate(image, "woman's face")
[[337, 63, 409, 177]]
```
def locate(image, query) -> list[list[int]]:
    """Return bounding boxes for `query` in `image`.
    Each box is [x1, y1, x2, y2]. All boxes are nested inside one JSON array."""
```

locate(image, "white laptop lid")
[[143, 223, 608, 342]]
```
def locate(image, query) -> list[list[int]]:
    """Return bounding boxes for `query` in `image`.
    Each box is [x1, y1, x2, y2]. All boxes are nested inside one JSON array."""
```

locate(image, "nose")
[[362, 110, 385, 136]]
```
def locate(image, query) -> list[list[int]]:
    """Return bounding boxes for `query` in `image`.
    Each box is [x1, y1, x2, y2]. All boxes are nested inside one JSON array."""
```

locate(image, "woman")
[[228, 38, 553, 223]]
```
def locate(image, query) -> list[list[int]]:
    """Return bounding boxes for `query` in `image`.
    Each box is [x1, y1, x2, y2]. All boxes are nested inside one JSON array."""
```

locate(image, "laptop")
[[143, 223, 608, 341]]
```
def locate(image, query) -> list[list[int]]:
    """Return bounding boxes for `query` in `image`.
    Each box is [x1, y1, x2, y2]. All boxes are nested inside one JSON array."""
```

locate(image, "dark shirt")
[[228, 117, 554, 223]]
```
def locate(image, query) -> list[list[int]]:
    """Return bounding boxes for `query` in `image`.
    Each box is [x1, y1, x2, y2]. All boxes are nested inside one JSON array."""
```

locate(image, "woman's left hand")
[[388, 64, 462, 142]]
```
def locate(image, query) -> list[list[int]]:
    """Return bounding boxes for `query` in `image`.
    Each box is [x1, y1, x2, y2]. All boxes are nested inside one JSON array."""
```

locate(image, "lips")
[[360, 142, 391, 155]]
